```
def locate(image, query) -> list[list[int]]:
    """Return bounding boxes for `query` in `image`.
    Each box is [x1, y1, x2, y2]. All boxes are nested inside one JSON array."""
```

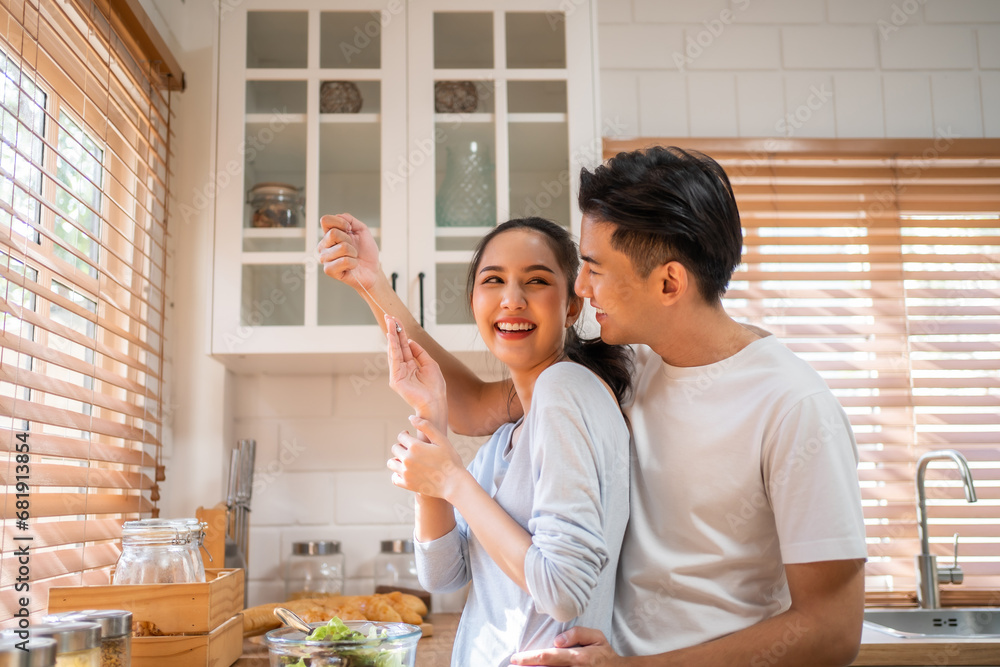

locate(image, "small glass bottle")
[[0, 636, 56, 667], [113, 518, 206, 585], [285, 540, 345, 600], [374, 539, 429, 609], [27, 622, 101, 667], [45, 610, 131, 667]]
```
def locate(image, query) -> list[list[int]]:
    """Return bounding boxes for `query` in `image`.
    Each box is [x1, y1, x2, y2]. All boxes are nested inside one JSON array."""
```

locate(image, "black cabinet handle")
[[391, 272, 398, 293], [418, 272, 426, 328]]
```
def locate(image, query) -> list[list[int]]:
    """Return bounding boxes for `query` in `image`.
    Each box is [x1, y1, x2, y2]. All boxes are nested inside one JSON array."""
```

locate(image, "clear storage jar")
[[0, 636, 56, 667], [113, 518, 206, 585], [45, 611, 131, 667], [284, 540, 344, 600], [374, 540, 427, 603], [247, 182, 304, 228], [26, 622, 100, 667]]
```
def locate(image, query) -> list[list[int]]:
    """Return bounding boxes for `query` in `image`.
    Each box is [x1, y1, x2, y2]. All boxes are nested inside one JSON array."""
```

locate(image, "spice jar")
[[26, 622, 100, 667], [113, 518, 206, 585], [374, 539, 429, 609], [247, 183, 304, 228], [45, 611, 130, 667], [0, 636, 56, 667], [284, 540, 345, 600]]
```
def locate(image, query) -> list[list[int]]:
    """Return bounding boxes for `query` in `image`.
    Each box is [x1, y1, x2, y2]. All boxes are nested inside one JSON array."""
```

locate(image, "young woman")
[[383, 218, 632, 667]]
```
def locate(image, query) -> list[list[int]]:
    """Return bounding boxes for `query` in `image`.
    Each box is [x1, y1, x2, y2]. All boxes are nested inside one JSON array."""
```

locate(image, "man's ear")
[[650, 261, 689, 305], [566, 294, 583, 327]]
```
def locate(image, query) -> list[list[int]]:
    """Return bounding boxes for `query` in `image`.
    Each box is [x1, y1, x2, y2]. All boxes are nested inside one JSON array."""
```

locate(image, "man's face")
[[575, 215, 655, 345]]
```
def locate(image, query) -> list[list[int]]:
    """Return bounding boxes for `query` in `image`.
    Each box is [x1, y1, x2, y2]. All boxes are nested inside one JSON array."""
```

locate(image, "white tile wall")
[[596, 0, 632, 24], [736, 73, 785, 137], [879, 26, 977, 70], [781, 26, 877, 69], [981, 73, 1000, 136], [883, 74, 934, 137], [924, 0, 1000, 23], [826, 0, 923, 25], [782, 73, 837, 137], [632, 0, 729, 24], [980, 26, 1000, 68], [638, 72, 688, 136], [279, 418, 387, 471], [598, 24, 684, 70], [931, 73, 984, 138], [737, 0, 825, 24], [833, 73, 886, 138], [597, 3, 999, 137], [600, 70, 639, 137], [683, 26, 781, 71], [687, 73, 738, 136]]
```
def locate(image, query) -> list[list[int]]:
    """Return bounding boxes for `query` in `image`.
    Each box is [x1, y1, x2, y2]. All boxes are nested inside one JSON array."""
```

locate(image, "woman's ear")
[[566, 294, 583, 327]]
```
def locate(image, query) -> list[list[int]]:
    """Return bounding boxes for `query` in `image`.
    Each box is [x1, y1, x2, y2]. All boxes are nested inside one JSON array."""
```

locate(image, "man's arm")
[[318, 213, 520, 434], [511, 558, 865, 667]]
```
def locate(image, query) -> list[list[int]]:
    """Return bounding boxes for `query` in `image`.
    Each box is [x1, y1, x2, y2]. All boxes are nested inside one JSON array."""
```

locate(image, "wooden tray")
[[48, 568, 244, 635], [131, 612, 243, 667]]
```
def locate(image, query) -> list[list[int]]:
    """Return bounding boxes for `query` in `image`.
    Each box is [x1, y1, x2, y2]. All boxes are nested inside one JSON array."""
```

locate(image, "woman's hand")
[[317, 213, 381, 291], [388, 416, 469, 501], [386, 316, 447, 426]]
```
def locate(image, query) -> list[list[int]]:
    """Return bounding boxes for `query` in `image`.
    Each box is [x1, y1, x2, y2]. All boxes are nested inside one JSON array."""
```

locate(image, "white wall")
[[598, 0, 1000, 139], [149, 0, 999, 610]]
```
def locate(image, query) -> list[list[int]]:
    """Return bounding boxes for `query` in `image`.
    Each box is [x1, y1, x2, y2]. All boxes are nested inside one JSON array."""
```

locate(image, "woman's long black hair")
[[466, 217, 634, 406]]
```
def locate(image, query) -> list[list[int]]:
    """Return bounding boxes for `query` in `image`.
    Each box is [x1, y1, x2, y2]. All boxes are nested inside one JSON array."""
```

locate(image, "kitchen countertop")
[[237, 613, 1000, 666]]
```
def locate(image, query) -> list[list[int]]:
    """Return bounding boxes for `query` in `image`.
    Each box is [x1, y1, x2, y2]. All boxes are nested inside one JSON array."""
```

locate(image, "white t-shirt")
[[612, 336, 868, 655]]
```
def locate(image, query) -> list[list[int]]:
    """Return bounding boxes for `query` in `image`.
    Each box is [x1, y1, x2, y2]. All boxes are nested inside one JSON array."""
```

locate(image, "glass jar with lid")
[[374, 539, 428, 608], [45, 610, 131, 667], [247, 182, 305, 228], [25, 622, 101, 667], [113, 518, 207, 585], [0, 636, 56, 667], [284, 540, 345, 600]]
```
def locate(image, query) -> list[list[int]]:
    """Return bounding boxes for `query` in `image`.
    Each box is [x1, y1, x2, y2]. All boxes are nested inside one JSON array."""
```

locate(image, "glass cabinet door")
[[214, 1, 408, 357], [407, 2, 596, 342]]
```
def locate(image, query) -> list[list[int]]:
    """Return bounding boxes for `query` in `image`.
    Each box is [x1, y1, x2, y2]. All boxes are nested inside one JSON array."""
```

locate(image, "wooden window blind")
[[0, 0, 176, 622], [606, 138, 1000, 599]]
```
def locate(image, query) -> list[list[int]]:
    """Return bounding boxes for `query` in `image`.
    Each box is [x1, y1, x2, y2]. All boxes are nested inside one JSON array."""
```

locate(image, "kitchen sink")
[[864, 608, 1000, 638]]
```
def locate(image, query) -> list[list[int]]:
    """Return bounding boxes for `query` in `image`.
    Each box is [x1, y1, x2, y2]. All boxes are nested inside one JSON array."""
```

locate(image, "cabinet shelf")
[[243, 227, 307, 238], [241, 251, 311, 264], [509, 113, 566, 123], [432, 113, 565, 124], [246, 68, 385, 79], [432, 69, 568, 81], [319, 113, 380, 123], [246, 113, 306, 124]]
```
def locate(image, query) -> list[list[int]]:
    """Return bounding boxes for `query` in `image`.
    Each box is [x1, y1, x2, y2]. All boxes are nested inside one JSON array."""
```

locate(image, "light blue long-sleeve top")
[[414, 361, 630, 667]]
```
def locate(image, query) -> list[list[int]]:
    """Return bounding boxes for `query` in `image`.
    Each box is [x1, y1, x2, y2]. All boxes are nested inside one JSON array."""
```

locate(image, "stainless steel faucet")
[[915, 449, 977, 608]]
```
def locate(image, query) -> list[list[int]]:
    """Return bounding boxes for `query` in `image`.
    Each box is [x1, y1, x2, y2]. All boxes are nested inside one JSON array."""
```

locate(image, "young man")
[[317, 147, 868, 666]]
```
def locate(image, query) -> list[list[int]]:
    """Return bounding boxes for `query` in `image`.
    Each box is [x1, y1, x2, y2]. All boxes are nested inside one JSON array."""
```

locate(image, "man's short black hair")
[[578, 146, 744, 302]]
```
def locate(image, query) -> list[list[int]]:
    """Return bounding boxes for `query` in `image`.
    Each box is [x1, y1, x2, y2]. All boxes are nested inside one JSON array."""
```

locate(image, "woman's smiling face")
[[471, 228, 575, 373]]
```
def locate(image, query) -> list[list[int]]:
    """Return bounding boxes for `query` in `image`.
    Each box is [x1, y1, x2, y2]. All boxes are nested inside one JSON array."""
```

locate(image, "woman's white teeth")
[[497, 322, 535, 331], [596, 308, 606, 315]]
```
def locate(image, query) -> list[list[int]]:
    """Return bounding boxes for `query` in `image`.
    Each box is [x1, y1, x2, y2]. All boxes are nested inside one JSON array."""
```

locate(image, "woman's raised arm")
[[318, 213, 521, 434]]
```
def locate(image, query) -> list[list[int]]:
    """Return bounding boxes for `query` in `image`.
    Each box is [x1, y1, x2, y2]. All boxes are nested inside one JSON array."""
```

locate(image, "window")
[[1, 0, 178, 621], [606, 138, 1000, 598]]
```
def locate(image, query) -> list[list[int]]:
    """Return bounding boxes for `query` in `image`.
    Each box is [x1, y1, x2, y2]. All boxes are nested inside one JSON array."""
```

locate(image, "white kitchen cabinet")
[[211, 0, 599, 370]]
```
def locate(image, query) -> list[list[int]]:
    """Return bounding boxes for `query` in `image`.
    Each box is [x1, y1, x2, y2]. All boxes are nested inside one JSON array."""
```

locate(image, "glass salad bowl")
[[264, 619, 421, 667]]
